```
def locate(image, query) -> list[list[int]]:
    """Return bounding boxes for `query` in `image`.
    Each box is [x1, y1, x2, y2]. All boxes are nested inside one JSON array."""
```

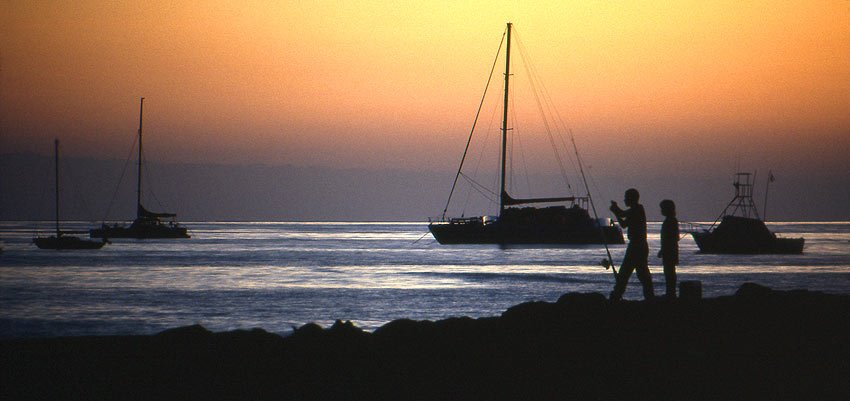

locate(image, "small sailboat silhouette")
[[34, 139, 107, 250]]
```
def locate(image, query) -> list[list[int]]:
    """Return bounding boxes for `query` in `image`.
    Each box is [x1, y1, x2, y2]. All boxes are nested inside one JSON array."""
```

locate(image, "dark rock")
[[289, 322, 323, 338], [556, 292, 607, 310], [2, 284, 849, 400], [735, 281, 775, 298], [373, 318, 435, 340], [156, 324, 212, 339], [501, 300, 558, 324], [328, 319, 368, 339]]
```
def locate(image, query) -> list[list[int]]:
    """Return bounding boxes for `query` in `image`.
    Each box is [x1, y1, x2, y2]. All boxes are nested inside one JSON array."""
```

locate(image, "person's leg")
[[611, 246, 637, 301], [635, 258, 654, 300], [664, 261, 677, 298], [610, 264, 634, 301]]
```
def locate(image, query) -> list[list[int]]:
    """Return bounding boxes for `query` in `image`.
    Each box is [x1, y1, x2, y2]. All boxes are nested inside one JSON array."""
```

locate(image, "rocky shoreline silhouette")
[[2, 283, 848, 400]]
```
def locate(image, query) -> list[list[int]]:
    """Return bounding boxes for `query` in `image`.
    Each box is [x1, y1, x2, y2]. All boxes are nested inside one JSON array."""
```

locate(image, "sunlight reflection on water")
[[1, 221, 848, 337]]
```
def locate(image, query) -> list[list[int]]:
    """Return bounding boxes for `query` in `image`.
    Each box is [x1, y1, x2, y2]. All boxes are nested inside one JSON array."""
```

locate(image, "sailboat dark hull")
[[34, 236, 105, 250], [430, 220, 624, 245], [90, 219, 189, 239], [691, 216, 804, 254], [430, 206, 624, 245]]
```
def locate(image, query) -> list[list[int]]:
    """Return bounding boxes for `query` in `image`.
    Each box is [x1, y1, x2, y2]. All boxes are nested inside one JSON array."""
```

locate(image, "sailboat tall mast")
[[499, 22, 512, 215], [54, 139, 60, 237], [137, 97, 144, 218]]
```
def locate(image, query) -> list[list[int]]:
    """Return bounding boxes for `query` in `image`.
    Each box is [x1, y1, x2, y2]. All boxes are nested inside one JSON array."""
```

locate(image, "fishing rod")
[[568, 129, 618, 278]]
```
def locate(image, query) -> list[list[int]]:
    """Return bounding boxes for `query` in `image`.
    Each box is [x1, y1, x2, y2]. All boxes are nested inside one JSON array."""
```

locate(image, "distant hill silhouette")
[[1, 153, 846, 221]]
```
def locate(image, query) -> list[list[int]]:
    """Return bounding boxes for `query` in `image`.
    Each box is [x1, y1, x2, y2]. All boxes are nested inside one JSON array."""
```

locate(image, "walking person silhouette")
[[658, 199, 679, 299], [609, 188, 654, 301]]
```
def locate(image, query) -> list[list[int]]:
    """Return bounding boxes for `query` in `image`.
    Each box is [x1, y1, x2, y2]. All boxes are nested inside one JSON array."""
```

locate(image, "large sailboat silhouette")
[[429, 23, 623, 245], [90, 98, 189, 239]]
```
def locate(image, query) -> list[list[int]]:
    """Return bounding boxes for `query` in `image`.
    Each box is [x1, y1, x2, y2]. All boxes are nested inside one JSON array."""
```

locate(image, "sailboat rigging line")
[[142, 161, 167, 213], [507, 90, 534, 197], [35, 151, 52, 234], [514, 32, 573, 194], [459, 173, 498, 201], [411, 230, 432, 245], [459, 98, 502, 216], [441, 28, 507, 220], [102, 132, 140, 222], [570, 129, 618, 277], [534, 64, 584, 195], [505, 90, 516, 195], [515, 113, 534, 197], [539, 73, 584, 194], [139, 142, 170, 214], [554, 119, 581, 190], [60, 154, 96, 223], [548, 89, 582, 193]]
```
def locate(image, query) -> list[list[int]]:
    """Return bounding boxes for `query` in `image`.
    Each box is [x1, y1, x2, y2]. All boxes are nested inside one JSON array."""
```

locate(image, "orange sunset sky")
[[2, 1, 849, 180]]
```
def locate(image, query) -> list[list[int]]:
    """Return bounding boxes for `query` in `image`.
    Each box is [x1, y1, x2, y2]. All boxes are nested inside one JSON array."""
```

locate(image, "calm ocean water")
[[1, 221, 849, 339]]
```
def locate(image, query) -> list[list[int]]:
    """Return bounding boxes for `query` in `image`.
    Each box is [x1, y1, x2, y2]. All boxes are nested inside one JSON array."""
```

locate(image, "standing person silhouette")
[[658, 199, 679, 299], [609, 188, 654, 301]]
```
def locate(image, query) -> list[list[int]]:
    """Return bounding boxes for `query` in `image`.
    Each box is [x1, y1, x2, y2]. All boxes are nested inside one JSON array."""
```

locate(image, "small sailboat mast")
[[34, 139, 106, 249], [53, 139, 60, 237], [499, 22, 512, 216], [137, 97, 144, 219]]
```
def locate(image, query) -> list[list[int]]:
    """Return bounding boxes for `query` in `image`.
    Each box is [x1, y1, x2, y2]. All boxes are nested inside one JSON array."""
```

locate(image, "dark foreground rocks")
[[2, 283, 849, 400]]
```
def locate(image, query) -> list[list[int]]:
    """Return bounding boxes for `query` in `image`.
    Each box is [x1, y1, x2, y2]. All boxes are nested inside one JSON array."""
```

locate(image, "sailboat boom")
[[502, 195, 579, 206]]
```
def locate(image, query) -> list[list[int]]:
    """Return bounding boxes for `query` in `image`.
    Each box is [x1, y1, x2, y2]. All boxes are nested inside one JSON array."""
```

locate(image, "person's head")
[[660, 199, 676, 217], [624, 188, 640, 207]]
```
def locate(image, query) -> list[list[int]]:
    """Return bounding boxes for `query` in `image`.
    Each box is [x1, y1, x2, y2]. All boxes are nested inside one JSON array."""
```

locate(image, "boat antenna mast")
[[730, 172, 760, 219], [136, 97, 144, 219], [499, 22, 512, 216], [763, 170, 773, 222], [710, 172, 761, 229]]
